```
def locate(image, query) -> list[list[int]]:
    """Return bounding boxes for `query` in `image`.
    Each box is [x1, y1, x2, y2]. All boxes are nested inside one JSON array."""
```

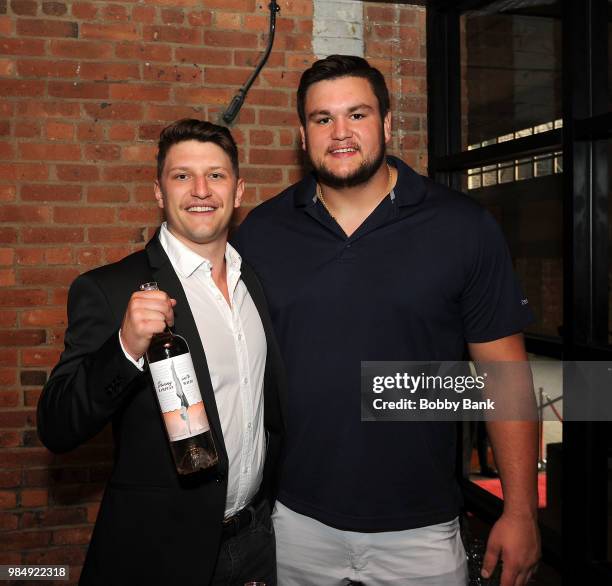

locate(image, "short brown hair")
[[157, 119, 239, 179]]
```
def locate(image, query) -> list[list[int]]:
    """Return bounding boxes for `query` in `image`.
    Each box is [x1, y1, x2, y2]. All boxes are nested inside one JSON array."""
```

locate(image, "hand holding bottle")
[[120, 289, 177, 361]]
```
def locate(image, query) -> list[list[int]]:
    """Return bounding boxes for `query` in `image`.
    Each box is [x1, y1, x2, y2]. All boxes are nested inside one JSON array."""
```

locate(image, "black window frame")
[[427, 0, 612, 581]]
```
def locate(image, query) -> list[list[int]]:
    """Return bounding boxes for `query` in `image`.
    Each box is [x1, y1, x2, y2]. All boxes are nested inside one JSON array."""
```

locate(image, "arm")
[[37, 273, 175, 454], [468, 333, 540, 586]]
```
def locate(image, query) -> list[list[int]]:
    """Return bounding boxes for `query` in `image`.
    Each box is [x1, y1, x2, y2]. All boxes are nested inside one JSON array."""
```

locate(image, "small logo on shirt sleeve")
[[520, 298, 529, 306]]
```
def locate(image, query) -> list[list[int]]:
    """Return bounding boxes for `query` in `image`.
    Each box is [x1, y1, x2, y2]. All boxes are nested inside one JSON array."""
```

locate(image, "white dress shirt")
[[120, 223, 267, 517]]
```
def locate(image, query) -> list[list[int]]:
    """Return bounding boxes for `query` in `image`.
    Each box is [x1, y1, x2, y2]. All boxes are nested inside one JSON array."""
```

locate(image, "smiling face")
[[300, 76, 391, 189], [154, 139, 244, 254]]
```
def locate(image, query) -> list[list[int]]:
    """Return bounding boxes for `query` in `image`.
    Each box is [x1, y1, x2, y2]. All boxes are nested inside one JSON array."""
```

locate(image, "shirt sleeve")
[[460, 208, 534, 343], [118, 330, 145, 371]]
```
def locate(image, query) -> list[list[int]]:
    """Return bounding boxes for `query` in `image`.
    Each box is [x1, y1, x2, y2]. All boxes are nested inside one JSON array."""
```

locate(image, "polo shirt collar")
[[292, 155, 427, 209]]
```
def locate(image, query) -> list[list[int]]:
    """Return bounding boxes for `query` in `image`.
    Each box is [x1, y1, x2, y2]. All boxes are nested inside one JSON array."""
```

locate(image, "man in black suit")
[[37, 119, 286, 586]]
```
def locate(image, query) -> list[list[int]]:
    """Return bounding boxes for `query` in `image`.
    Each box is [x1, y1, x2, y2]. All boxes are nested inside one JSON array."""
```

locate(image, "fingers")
[[481, 539, 501, 580], [120, 290, 176, 360]]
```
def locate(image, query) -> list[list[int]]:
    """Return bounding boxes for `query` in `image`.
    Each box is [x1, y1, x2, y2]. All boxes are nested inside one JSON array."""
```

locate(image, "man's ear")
[[300, 126, 306, 151], [154, 180, 164, 209], [234, 177, 245, 209], [383, 112, 392, 145]]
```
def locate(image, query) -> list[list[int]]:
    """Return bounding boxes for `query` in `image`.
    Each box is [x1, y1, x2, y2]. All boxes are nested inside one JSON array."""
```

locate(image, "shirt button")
[[237, 333, 242, 340], [247, 422, 252, 429], [243, 377, 248, 385]]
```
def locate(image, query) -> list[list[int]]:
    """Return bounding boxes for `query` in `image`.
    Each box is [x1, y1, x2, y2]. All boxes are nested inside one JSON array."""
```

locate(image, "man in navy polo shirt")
[[233, 55, 540, 585]]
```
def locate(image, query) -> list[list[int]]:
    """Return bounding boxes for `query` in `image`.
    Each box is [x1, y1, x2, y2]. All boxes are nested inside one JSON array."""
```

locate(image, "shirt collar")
[[292, 155, 427, 209], [158, 222, 242, 278]]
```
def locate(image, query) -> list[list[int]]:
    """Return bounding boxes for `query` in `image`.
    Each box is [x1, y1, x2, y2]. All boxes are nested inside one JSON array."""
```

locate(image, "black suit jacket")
[[37, 234, 286, 586]]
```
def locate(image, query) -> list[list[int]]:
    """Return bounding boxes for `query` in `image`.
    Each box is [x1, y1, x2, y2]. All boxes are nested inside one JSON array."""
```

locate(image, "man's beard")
[[307, 137, 387, 189]]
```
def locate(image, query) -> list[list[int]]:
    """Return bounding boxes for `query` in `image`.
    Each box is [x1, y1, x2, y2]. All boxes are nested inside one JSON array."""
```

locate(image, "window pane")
[[460, 3, 562, 152], [459, 161, 563, 339]]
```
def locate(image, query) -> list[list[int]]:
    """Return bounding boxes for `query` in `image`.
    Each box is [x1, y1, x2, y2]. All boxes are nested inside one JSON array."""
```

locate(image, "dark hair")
[[156, 119, 239, 179], [297, 55, 390, 126]]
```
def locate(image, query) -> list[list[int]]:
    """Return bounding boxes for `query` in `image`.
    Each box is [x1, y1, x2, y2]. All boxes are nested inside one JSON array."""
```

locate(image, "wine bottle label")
[[148, 354, 211, 442]]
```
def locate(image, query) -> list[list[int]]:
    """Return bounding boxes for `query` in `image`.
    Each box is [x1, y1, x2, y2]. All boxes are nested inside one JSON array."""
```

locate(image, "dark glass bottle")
[[140, 282, 218, 474]]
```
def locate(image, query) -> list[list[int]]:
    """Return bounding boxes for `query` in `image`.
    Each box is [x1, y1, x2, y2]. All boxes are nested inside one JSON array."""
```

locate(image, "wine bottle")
[[140, 282, 218, 474]]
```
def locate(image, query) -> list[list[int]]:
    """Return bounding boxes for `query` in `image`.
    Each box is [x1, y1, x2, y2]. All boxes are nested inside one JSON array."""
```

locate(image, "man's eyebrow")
[[167, 165, 228, 173], [307, 104, 374, 119]]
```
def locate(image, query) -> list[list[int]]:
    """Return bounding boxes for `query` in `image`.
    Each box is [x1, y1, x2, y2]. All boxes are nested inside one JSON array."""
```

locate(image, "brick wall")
[[0, 1, 427, 579]]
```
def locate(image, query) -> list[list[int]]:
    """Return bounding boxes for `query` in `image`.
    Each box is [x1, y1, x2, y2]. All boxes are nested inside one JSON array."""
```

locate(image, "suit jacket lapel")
[[144, 233, 229, 470]]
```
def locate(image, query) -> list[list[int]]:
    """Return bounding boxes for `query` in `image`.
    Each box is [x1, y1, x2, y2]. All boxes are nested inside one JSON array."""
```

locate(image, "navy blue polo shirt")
[[232, 156, 533, 532]]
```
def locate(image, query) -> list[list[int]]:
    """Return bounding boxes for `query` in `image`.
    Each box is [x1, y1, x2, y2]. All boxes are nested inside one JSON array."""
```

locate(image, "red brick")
[[17, 18, 78, 37], [174, 46, 231, 65], [143, 62, 202, 84], [131, 5, 155, 23], [215, 11, 241, 30], [101, 3, 128, 21], [19, 143, 81, 161], [87, 185, 130, 203], [161, 7, 184, 24], [203, 0, 255, 10], [249, 148, 300, 166], [42, 1, 68, 17], [0, 247, 13, 264], [45, 246, 72, 264], [105, 245, 134, 263], [261, 69, 302, 89], [77, 122, 104, 142], [248, 89, 289, 107], [0, 431, 21, 448], [0, 185, 16, 202], [204, 30, 258, 49], [83, 102, 142, 121], [173, 86, 232, 105], [0, 512, 18, 530], [20, 268, 79, 287], [54, 206, 115, 224], [118, 207, 160, 224], [365, 5, 396, 23], [0, 57, 15, 76], [17, 100, 80, 118], [0, 121, 10, 136], [0, 205, 51, 224], [102, 165, 155, 182], [56, 164, 99, 182], [81, 22, 139, 41], [21, 309, 65, 328], [20, 488, 48, 507], [89, 226, 146, 244], [0, 289, 46, 307], [143, 25, 201, 45], [22, 227, 83, 244], [0, 141, 14, 158], [241, 166, 282, 183], [4, 36, 62, 57], [109, 84, 170, 102], [0, 163, 47, 181], [0, 78, 44, 96], [0, 391, 19, 408], [77, 247, 103, 266], [0, 470, 21, 488], [187, 9, 212, 27], [71, 1, 97, 20], [45, 121, 74, 140], [53, 526, 92, 545], [79, 62, 140, 82], [115, 42, 171, 62], [21, 347, 62, 366], [83, 144, 121, 162], [21, 183, 82, 202], [0, 268, 15, 285], [145, 104, 202, 122], [122, 144, 156, 162], [16, 248, 44, 264], [49, 39, 113, 59], [205, 66, 252, 86], [0, 16, 10, 36], [258, 109, 299, 127], [23, 546, 86, 566], [0, 529, 52, 550], [138, 123, 165, 141], [16, 59, 79, 78], [0, 227, 17, 243], [0, 490, 17, 509], [0, 329, 45, 345], [13, 121, 39, 138], [0, 409, 35, 427], [107, 123, 135, 141], [0, 311, 16, 327], [10, 0, 37, 16]]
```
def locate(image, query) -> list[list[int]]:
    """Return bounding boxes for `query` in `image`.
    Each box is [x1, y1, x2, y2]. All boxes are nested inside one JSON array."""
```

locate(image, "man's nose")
[[193, 175, 209, 197], [331, 117, 352, 141]]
